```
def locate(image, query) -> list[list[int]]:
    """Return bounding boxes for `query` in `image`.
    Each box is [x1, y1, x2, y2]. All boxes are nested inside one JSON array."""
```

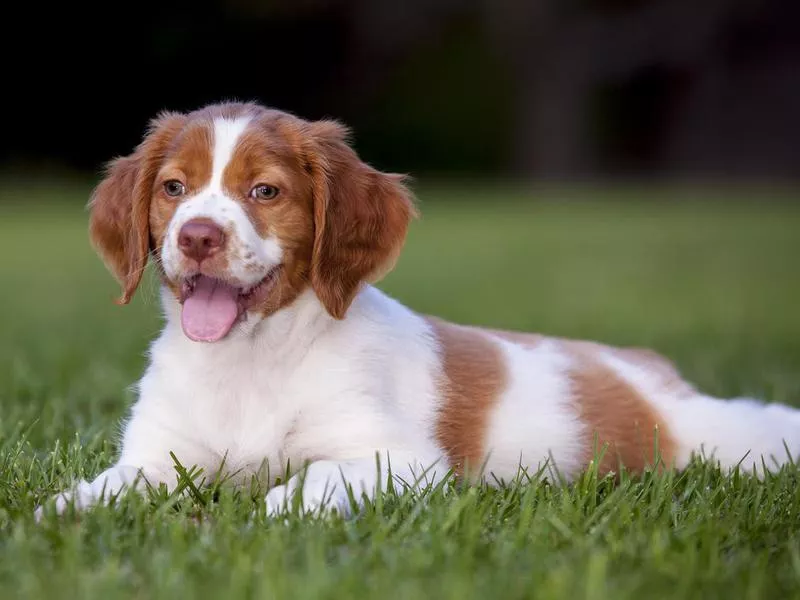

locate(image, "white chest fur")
[[119, 285, 444, 487]]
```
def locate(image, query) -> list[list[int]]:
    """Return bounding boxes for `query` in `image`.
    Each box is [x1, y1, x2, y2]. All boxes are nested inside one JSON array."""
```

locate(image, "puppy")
[[36, 102, 800, 518]]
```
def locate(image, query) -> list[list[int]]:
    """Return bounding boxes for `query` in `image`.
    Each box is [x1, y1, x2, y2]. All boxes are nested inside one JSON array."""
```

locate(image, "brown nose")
[[178, 219, 225, 262]]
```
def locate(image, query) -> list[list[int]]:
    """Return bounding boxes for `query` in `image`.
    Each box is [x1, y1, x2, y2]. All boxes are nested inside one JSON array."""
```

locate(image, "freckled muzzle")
[[170, 215, 282, 343], [161, 194, 285, 343]]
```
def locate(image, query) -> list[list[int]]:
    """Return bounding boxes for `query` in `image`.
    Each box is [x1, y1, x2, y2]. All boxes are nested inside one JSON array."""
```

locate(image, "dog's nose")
[[178, 219, 225, 262]]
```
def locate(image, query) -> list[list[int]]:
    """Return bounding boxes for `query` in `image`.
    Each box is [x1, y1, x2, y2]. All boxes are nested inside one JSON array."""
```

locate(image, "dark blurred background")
[[3, 0, 798, 184]]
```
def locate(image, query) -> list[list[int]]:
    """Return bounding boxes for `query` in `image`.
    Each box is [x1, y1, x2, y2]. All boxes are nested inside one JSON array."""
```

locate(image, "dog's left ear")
[[306, 120, 417, 319], [88, 112, 186, 304]]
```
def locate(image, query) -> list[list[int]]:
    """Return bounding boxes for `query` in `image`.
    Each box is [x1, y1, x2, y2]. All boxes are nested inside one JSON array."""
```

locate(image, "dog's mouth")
[[178, 266, 282, 342]]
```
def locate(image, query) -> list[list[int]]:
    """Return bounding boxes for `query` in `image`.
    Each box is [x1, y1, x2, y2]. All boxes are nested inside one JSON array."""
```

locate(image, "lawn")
[[1, 179, 800, 599]]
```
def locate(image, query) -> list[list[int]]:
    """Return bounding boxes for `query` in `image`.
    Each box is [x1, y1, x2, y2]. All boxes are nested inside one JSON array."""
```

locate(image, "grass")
[[1, 179, 800, 599]]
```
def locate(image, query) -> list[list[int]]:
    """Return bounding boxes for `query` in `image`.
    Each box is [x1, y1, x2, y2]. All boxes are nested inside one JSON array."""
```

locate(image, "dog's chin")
[[174, 265, 282, 343]]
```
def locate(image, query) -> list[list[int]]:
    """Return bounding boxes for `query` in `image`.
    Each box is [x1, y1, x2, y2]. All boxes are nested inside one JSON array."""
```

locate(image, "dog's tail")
[[665, 392, 800, 474]]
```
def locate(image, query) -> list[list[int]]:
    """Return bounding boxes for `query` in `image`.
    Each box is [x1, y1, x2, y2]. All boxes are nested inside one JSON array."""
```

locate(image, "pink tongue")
[[181, 277, 240, 342]]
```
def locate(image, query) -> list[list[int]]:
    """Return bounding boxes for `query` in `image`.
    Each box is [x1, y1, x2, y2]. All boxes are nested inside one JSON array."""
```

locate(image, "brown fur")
[[217, 111, 318, 315], [426, 317, 508, 476], [149, 120, 215, 255], [568, 350, 677, 474], [445, 323, 680, 476], [88, 112, 188, 303], [304, 120, 417, 319], [486, 329, 680, 473]]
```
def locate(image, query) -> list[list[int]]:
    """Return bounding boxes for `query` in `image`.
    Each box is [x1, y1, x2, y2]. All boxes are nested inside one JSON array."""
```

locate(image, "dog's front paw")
[[264, 461, 363, 518], [34, 465, 144, 521], [34, 479, 102, 521]]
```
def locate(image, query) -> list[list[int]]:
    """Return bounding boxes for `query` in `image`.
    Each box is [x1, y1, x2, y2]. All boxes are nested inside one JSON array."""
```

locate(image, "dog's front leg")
[[34, 412, 208, 520], [33, 463, 171, 520], [264, 451, 441, 517]]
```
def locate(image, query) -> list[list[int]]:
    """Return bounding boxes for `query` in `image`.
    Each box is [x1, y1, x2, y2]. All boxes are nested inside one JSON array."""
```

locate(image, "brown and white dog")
[[36, 102, 800, 518]]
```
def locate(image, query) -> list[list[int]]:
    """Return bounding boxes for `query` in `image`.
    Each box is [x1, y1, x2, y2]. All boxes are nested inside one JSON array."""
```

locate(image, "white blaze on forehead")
[[209, 116, 252, 192]]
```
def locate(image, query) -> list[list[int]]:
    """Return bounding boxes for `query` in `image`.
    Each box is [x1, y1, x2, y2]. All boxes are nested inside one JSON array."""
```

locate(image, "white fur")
[[36, 285, 448, 520], [161, 194, 282, 286], [481, 338, 586, 482], [209, 117, 252, 191]]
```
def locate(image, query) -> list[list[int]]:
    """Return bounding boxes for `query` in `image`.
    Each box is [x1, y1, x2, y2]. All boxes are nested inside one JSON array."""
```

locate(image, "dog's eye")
[[250, 184, 279, 201], [164, 180, 186, 197]]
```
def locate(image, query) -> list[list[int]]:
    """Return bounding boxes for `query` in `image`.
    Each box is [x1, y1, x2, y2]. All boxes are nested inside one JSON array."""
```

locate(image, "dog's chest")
[[159, 349, 310, 480], [146, 317, 377, 480]]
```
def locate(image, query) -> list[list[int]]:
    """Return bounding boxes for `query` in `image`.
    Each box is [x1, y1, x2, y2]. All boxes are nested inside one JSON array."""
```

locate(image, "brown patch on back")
[[555, 337, 696, 400], [482, 324, 693, 397], [438, 322, 687, 477], [470, 324, 681, 475], [427, 317, 508, 476], [568, 352, 677, 475]]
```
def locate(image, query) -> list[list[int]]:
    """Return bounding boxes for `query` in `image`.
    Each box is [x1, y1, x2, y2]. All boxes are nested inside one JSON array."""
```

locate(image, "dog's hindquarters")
[[603, 351, 800, 474]]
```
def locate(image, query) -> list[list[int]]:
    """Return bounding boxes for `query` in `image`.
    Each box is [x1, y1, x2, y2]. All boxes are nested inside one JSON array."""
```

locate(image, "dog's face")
[[88, 102, 416, 342]]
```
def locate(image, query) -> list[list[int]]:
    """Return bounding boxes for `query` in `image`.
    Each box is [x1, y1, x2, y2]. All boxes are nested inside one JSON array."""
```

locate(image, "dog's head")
[[88, 102, 416, 342]]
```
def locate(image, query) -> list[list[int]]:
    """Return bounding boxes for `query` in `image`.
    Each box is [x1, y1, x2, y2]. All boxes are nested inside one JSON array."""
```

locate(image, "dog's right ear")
[[88, 112, 186, 304], [305, 120, 417, 319]]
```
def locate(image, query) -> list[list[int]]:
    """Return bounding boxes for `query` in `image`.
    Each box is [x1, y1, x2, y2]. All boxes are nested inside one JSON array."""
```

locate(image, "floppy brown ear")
[[88, 112, 186, 304], [307, 120, 417, 319]]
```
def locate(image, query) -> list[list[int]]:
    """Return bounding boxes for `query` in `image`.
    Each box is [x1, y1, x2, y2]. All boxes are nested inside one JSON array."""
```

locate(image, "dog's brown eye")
[[164, 180, 185, 197], [250, 184, 279, 201]]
